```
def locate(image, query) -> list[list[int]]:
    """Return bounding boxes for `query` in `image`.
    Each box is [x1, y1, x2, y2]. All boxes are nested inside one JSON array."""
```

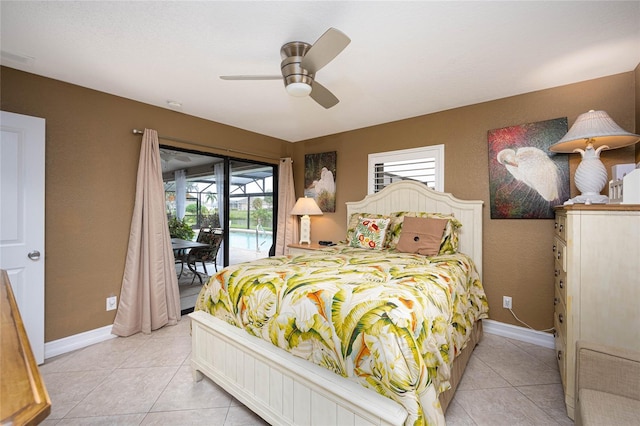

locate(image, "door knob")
[[27, 250, 41, 260]]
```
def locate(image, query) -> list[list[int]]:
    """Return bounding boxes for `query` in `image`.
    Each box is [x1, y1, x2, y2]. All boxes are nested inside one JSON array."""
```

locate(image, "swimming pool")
[[229, 229, 273, 252]]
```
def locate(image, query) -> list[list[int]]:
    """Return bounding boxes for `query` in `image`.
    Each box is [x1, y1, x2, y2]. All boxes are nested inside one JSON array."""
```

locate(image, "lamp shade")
[[290, 197, 323, 216], [550, 110, 640, 153]]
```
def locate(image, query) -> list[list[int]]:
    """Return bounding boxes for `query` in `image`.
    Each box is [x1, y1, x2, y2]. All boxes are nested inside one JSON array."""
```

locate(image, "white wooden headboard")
[[346, 180, 484, 278]]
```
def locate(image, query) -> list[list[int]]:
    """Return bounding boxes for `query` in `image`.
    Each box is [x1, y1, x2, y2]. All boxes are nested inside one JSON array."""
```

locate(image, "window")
[[368, 145, 444, 194]]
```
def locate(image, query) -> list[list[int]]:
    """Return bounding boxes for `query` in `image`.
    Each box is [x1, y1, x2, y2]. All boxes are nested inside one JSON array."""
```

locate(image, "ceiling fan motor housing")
[[280, 41, 314, 95]]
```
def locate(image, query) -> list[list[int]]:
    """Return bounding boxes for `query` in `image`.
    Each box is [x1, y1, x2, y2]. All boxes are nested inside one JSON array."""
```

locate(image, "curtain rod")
[[132, 129, 280, 161]]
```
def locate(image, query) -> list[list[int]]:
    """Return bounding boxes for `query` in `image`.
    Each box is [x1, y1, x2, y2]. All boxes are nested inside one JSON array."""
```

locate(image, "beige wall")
[[292, 72, 637, 330], [1, 67, 291, 341], [1, 66, 637, 340]]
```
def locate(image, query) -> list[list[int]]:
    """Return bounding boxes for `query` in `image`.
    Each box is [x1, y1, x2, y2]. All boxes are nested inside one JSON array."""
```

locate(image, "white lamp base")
[[564, 146, 609, 205], [299, 214, 311, 245]]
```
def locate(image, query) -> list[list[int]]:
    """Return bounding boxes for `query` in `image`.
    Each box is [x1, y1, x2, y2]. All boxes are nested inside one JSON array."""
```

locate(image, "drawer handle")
[[557, 350, 563, 361], [555, 269, 559, 277], [558, 313, 564, 324], [557, 251, 562, 260], [559, 280, 564, 289], [554, 222, 558, 229], [552, 244, 556, 253], [554, 297, 559, 306], [559, 225, 563, 232]]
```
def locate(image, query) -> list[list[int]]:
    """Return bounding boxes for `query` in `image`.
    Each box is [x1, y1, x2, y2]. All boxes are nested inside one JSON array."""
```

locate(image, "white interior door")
[[0, 111, 46, 364]]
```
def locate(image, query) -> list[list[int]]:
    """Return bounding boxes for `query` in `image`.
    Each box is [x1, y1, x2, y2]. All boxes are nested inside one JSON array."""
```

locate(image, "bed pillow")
[[345, 213, 391, 245], [395, 216, 448, 256], [350, 217, 391, 250], [388, 211, 462, 254]]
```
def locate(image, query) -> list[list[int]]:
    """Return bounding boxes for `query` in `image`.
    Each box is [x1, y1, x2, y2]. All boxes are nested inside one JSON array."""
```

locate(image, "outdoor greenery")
[[186, 203, 209, 215], [167, 192, 273, 232], [183, 204, 213, 227], [168, 216, 195, 240], [200, 213, 221, 229], [250, 198, 271, 229], [229, 210, 272, 231]]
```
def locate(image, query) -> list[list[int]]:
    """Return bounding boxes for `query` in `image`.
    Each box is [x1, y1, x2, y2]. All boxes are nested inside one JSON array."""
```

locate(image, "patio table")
[[171, 238, 210, 284]]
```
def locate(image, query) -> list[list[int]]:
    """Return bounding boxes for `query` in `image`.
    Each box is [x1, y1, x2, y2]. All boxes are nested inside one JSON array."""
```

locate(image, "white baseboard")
[[45, 324, 116, 359], [43, 319, 553, 360], [483, 319, 555, 349]]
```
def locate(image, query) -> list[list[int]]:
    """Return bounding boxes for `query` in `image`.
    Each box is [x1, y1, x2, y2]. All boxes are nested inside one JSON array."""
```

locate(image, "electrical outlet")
[[503, 296, 513, 309], [106, 295, 117, 311]]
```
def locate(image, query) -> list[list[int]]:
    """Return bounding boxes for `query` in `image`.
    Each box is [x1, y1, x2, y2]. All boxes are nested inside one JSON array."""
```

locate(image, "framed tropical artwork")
[[488, 117, 570, 219], [304, 151, 337, 212]]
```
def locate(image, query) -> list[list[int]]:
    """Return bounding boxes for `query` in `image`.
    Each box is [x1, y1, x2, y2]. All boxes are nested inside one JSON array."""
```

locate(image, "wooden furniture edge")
[[1, 270, 51, 425]]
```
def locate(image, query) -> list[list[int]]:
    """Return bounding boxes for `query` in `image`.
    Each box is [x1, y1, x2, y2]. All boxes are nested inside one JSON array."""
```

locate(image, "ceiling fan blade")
[[301, 28, 351, 73], [220, 75, 282, 80], [309, 81, 339, 109]]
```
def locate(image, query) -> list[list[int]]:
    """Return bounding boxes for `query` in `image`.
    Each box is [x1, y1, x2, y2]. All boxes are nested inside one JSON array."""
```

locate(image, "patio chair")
[[184, 228, 223, 283]]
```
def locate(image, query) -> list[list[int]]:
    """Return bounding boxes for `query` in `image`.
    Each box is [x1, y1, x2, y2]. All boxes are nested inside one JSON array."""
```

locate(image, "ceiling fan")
[[220, 28, 351, 109]]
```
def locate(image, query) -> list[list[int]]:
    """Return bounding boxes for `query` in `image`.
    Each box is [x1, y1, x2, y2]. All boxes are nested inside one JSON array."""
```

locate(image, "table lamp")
[[549, 110, 640, 205], [290, 197, 323, 244]]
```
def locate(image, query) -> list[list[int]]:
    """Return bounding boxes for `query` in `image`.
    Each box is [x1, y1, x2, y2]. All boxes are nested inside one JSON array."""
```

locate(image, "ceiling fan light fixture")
[[286, 82, 312, 97]]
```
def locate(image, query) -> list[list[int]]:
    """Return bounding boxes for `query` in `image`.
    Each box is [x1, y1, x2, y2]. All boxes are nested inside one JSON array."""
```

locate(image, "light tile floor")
[[39, 319, 572, 425]]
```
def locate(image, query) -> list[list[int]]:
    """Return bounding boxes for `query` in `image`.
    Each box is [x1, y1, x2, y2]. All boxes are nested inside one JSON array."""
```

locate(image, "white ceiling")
[[1, 1, 639, 142]]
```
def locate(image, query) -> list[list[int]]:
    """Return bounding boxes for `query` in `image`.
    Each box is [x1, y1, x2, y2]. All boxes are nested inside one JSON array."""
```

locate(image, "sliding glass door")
[[161, 147, 276, 268], [161, 147, 277, 312], [227, 160, 275, 265]]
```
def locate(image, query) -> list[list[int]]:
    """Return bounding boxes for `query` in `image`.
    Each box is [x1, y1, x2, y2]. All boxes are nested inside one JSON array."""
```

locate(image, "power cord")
[[508, 308, 555, 333]]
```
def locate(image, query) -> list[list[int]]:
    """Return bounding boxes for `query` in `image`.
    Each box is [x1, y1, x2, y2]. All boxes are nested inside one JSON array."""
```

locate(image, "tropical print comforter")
[[195, 246, 489, 425]]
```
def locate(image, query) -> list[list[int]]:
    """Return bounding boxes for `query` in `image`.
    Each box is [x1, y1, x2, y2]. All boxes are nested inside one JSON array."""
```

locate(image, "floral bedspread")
[[195, 246, 489, 425]]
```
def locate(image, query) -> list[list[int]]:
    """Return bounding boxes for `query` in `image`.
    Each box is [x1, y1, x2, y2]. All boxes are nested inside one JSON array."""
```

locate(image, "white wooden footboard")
[[189, 310, 407, 426]]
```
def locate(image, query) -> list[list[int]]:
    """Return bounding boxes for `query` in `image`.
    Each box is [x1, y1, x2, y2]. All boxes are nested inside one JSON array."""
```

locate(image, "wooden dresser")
[[1, 270, 51, 425], [553, 205, 640, 420]]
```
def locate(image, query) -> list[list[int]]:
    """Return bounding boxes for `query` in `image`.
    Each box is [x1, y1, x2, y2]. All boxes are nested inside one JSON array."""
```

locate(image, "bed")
[[190, 180, 488, 425]]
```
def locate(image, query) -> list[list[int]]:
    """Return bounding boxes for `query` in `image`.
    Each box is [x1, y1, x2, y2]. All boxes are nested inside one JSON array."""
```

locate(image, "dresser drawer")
[[554, 283, 567, 390], [554, 214, 566, 240], [554, 267, 567, 303], [554, 269, 567, 305], [554, 320, 566, 390], [554, 286, 567, 339], [553, 237, 566, 271]]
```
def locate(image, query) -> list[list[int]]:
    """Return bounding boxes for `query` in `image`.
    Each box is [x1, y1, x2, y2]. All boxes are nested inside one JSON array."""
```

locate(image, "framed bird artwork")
[[304, 151, 337, 213], [488, 118, 570, 219]]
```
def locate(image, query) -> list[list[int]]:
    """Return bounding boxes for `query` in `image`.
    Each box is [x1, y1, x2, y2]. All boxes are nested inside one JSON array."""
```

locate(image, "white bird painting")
[[488, 117, 569, 219], [497, 147, 562, 202]]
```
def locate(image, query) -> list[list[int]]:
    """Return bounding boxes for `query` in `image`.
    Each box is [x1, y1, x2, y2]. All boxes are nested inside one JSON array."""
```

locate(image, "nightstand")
[[287, 243, 325, 255]]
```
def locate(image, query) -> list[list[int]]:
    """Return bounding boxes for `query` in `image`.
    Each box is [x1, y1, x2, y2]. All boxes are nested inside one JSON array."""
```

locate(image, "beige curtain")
[[112, 129, 181, 336], [275, 158, 298, 255]]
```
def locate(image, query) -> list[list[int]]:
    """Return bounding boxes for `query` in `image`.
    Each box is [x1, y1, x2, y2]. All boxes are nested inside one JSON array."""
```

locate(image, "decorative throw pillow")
[[344, 213, 391, 245], [350, 217, 391, 250], [395, 216, 448, 256], [388, 211, 462, 254]]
